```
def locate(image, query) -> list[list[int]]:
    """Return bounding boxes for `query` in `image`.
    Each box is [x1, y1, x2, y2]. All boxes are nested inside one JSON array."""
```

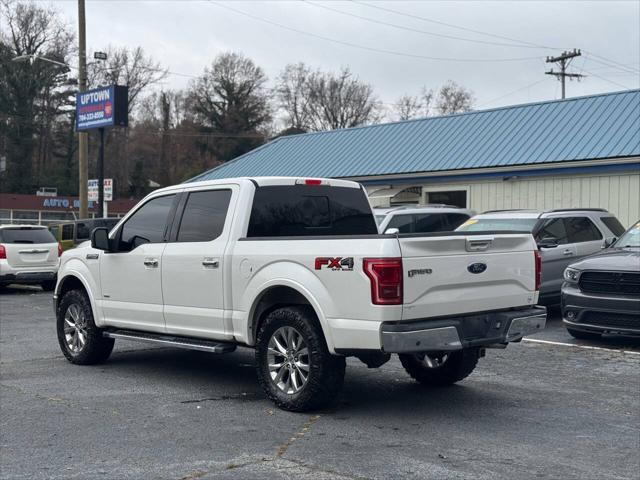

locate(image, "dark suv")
[[561, 220, 640, 339]]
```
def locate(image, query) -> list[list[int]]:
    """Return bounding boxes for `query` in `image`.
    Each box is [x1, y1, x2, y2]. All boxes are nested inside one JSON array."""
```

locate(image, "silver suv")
[[375, 205, 475, 234], [455, 209, 627, 304]]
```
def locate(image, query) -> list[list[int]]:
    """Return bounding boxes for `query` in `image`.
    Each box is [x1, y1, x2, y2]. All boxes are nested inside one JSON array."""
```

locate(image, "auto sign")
[[76, 85, 128, 131]]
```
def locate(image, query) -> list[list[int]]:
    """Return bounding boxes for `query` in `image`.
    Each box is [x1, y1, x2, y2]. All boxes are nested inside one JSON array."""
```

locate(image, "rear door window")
[[387, 214, 414, 233], [0, 227, 56, 244], [414, 214, 445, 232], [176, 189, 232, 242], [443, 213, 471, 230], [565, 217, 603, 243], [247, 185, 377, 237], [62, 224, 75, 241]]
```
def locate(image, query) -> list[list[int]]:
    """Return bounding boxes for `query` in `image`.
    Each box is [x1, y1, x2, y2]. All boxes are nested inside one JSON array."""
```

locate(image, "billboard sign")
[[88, 179, 113, 202], [76, 85, 128, 131]]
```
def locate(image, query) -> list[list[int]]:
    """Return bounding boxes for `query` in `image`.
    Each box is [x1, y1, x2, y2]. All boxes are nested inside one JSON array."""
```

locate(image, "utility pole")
[[545, 49, 585, 99], [77, 0, 88, 219]]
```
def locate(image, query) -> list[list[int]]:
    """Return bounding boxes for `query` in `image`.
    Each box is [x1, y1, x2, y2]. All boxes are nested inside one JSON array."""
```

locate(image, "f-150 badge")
[[315, 257, 354, 271]]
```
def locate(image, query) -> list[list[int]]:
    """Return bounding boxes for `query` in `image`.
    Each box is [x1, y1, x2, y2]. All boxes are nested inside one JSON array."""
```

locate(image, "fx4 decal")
[[315, 257, 354, 271]]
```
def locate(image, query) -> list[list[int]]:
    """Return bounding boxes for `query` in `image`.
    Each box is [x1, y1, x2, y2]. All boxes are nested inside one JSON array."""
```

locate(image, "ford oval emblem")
[[468, 262, 487, 274]]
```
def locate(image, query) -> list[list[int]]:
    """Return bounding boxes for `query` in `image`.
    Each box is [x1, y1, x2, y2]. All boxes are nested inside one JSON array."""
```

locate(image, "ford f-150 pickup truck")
[[54, 177, 546, 411]]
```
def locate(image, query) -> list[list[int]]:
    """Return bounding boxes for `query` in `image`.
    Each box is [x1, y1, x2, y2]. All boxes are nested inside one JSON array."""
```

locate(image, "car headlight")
[[564, 267, 581, 283]]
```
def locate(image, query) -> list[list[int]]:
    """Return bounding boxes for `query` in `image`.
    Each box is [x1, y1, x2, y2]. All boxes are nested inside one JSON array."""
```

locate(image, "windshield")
[[455, 217, 538, 232], [614, 221, 640, 248]]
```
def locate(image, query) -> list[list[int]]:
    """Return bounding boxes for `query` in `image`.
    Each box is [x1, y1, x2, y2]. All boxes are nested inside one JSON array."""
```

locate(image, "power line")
[[545, 49, 585, 99], [207, 1, 543, 63], [584, 51, 640, 75], [302, 0, 547, 49], [351, 0, 558, 50], [477, 78, 550, 108], [581, 69, 635, 90]]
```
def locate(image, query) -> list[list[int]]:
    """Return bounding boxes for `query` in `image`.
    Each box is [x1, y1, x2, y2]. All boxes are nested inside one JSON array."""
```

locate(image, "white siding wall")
[[418, 171, 640, 228]]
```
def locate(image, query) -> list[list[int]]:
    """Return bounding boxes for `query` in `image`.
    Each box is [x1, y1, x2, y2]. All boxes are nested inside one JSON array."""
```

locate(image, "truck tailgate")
[[399, 234, 537, 321]]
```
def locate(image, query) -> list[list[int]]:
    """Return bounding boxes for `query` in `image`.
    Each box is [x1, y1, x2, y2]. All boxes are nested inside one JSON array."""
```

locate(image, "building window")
[[0, 209, 10, 225], [425, 190, 468, 208], [12, 210, 39, 224]]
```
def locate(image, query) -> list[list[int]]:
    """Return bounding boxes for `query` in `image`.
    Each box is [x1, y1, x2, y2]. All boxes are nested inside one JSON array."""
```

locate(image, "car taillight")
[[363, 258, 403, 305], [534, 250, 541, 291], [0, 244, 5, 260], [58, 243, 63, 257]]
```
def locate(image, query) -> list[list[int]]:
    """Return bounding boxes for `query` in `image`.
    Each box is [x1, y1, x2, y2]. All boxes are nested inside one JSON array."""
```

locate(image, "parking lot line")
[[523, 338, 640, 356]]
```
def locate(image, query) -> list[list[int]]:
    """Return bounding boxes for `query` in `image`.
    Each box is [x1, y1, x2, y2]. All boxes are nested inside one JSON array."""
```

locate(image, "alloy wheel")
[[267, 326, 310, 394], [64, 303, 87, 354]]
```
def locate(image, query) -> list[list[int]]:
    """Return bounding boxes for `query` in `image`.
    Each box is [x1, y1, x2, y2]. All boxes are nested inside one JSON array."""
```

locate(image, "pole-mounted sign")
[[76, 85, 128, 131], [75, 85, 128, 218]]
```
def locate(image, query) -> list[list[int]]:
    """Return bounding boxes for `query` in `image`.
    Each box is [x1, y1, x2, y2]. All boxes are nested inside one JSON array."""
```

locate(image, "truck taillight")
[[0, 244, 5, 260], [534, 250, 541, 291], [58, 243, 63, 257], [363, 258, 403, 305]]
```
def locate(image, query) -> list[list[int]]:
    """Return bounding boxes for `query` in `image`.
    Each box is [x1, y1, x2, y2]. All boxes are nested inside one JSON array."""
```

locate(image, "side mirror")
[[384, 228, 400, 235], [91, 227, 110, 251], [602, 237, 617, 249], [537, 237, 559, 249]]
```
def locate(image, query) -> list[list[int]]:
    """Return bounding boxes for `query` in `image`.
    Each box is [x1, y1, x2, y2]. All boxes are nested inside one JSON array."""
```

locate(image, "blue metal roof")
[[191, 89, 640, 182]]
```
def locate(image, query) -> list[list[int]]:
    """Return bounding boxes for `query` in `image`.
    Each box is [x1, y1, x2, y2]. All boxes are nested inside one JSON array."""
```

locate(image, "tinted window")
[[426, 190, 467, 208], [565, 217, 602, 243], [601, 216, 626, 237], [62, 224, 74, 241], [247, 185, 377, 237], [387, 214, 414, 233], [177, 190, 232, 242], [119, 195, 175, 249], [443, 213, 471, 230], [414, 214, 445, 232], [535, 218, 569, 245], [76, 222, 91, 240], [0, 227, 56, 244]]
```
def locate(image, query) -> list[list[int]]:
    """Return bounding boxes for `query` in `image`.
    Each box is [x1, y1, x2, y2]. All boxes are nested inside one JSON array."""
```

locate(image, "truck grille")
[[581, 312, 639, 330], [579, 271, 640, 296]]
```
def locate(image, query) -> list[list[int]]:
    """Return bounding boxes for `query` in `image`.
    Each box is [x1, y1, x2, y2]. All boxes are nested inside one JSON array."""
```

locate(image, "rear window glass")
[[0, 227, 56, 244], [601, 216, 626, 237], [247, 185, 377, 237], [456, 218, 538, 232]]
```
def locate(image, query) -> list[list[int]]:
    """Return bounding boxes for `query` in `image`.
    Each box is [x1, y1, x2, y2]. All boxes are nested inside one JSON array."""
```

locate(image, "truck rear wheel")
[[399, 348, 479, 386], [56, 289, 114, 365], [255, 306, 345, 412]]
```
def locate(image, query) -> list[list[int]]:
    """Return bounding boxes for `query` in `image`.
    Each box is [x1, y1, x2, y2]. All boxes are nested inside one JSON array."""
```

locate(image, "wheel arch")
[[247, 281, 336, 354], [55, 272, 101, 326]]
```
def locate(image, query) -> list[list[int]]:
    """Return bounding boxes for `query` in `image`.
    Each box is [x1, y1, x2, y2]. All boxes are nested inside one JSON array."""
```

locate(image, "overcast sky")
[[54, 0, 640, 112]]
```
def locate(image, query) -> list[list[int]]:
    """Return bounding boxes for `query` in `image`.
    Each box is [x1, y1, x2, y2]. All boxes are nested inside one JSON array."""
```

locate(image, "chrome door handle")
[[562, 249, 574, 256], [202, 258, 219, 269], [144, 258, 159, 268]]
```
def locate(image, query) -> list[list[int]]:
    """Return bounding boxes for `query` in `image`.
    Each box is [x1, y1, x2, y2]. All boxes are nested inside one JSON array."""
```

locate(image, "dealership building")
[[0, 193, 138, 225], [193, 89, 640, 227]]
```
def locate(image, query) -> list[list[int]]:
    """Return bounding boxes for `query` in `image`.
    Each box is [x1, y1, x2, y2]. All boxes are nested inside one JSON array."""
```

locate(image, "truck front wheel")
[[255, 306, 345, 412], [56, 289, 114, 365], [399, 348, 480, 386]]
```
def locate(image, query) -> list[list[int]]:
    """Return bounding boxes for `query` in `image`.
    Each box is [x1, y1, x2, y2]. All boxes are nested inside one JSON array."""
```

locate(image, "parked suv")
[[0, 225, 61, 291], [375, 205, 475, 234], [562, 220, 640, 339], [49, 218, 119, 251], [456, 209, 626, 304]]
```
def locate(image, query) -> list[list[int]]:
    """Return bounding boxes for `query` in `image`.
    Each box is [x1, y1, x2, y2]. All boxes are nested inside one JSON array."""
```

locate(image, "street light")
[[11, 54, 71, 71]]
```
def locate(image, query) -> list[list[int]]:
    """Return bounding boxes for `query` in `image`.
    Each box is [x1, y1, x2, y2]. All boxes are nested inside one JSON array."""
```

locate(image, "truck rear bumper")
[[380, 306, 546, 354]]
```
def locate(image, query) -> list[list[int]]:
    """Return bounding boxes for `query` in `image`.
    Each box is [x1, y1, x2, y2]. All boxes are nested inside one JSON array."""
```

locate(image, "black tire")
[[255, 306, 345, 412], [567, 328, 601, 341], [56, 289, 114, 365], [399, 348, 480, 386], [41, 280, 56, 292]]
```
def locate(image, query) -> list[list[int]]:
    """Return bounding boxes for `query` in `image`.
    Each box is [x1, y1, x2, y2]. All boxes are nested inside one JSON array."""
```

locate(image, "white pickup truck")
[[54, 177, 546, 411]]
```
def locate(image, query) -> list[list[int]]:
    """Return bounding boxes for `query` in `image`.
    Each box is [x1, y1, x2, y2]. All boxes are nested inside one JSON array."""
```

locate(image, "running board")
[[103, 329, 237, 354]]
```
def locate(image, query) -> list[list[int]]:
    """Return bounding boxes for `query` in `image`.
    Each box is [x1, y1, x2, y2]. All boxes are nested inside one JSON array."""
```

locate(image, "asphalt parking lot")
[[1, 287, 638, 480]]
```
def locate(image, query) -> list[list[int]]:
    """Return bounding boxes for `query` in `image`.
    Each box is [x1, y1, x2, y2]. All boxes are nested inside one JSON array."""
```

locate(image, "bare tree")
[[188, 51, 271, 162], [435, 80, 474, 115], [304, 66, 380, 131], [88, 46, 167, 115], [393, 87, 434, 121], [275, 62, 312, 132]]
